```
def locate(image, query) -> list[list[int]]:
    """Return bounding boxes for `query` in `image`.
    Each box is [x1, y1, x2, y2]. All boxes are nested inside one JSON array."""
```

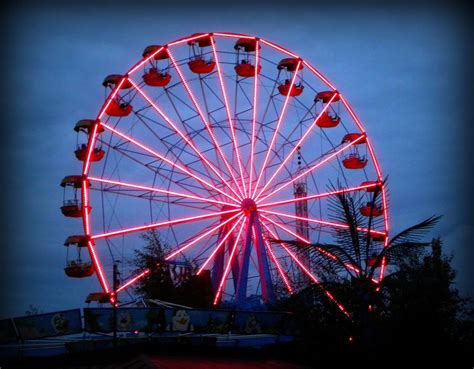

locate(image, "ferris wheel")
[[60, 32, 389, 315]]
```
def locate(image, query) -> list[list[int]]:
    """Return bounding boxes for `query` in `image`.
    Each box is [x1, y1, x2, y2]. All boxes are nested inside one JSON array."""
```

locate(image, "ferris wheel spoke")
[[248, 39, 260, 198], [112, 269, 151, 296], [167, 48, 245, 199], [254, 92, 339, 200], [212, 218, 246, 305], [100, 122, 240, 204], [133, 110, 223, 193], [256, 134, 367, 204], [259, 182, 380, 209], [252, 59, 302, 198], [86, 240, 110, 293], [96, 135, 225, 204], [128, 78, 243, 201], [210, 36, 247, 196], [261, 229, 293, 294], [260, 221, 350, 318], [164, 211, 243, 261], [88, 177, 239, 209], [197, 214, 245, 275], [260, 209, 385, 237], [91, 208, 240, 241], [260, 214, 310, 244], [260, 212, 380, 279]]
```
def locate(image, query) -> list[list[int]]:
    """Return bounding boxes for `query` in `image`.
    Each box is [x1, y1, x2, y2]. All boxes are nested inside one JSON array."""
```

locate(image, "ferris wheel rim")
[[70, 31, 389, 316]]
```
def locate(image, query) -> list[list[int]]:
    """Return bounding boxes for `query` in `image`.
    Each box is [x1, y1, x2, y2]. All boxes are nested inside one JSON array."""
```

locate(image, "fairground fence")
[[0, 308, 297, 343]]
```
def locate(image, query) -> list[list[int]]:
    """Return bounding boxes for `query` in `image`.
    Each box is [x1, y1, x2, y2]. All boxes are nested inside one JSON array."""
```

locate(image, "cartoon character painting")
[[51, 313, 69, 334], [167, 309, 194, 332], [244, 314, 262, 334]]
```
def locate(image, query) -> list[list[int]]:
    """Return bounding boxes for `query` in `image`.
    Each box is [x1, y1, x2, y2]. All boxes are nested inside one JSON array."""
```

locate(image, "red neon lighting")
[[115, 269, 151, 294], [261, 222, 349, 317], [168, 33, 210, 47], [213, 32, 255, 40], [261, 212, 380, 283], [302, 61, 337, 91], [91, 208, 239, 240], [82, 179, 91, 235], [258, 134, 366, 203], [262, 234, 293, 293], [260, 214, 310, 244], [248, 39, 260, 197], [255, 91, 339, 200], [259, 39, 299, 58], [197, 215, 244, 274], [97, 77, 127, 120], [166, 49, 244, 199], [100, 122, 240, 204], [128, 46, 165, 75], [259, 183, 379, 209], [88, 177, 239, 208], [338, 95, 389, 281], [213, 219, 246, 305], [82, 122, 100, 176], [252, 59, 302, 198], [165, 211, 243, 260], [210, 36, 247, 196], [260, 209, 385, 236], [87, 240, 110, 293], [128, 78, 243, 201]]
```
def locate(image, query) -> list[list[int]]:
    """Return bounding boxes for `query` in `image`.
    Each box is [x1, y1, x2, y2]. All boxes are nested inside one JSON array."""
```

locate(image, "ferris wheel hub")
[[241, 198, 257, 215]]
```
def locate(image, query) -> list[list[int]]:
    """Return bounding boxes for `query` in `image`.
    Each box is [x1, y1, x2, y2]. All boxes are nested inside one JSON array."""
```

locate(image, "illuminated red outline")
[[100, 122, 240, 204], [113, 269, 151, 295], [339, 95, 389, 280], [165, 211, 243, 260], [302, 60, 337, 90], [259, 182, 380, 209], [257, 134, 366, 204], [82, 122, 100, 176], [168, 33, 211, 47], [248, 39, 260, 198], [255, 91, 339, 199], [80, 32, 389, 307], [87, 240, 110, 293], [260, 213, 310, 244], [97, 78, 127, 120], [91, 208, 239, 240], [166, 48, 244, 199], [88, 176, 239, 208], [128, 46, 165, 75], [213, 219, 246, 305], [261, 221, 350, 317], [260, 209, 386, 236], [213, 32, 255, 40], [197, 214, 244, 274], [261, 211, 380, 283], [259, 39, 299, 58], [262, 232, 293, 294], [128, 78, 243, 201], [82, 179, 91, 235], [252, 59, 302, 198], [210, 36, 247, 196]]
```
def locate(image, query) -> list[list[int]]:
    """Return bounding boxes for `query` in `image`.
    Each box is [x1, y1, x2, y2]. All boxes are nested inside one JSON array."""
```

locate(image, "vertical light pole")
[[113, 262, 118, 348]]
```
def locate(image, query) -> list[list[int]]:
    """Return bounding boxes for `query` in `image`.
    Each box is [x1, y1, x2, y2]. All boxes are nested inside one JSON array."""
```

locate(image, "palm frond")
[[388, 215, 442, 247]]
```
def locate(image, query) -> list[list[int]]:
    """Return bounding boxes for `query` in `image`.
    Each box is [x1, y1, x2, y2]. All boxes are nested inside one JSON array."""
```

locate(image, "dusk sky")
[[1, 2, 472, 318]]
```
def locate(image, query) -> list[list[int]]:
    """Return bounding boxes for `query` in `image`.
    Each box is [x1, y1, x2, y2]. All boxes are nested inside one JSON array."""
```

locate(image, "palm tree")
[[270, 182, 441, 316]]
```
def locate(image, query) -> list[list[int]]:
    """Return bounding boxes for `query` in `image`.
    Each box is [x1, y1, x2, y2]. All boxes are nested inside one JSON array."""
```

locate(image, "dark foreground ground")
[[0, 342, 313, 369], [1, 336, 472, 368]]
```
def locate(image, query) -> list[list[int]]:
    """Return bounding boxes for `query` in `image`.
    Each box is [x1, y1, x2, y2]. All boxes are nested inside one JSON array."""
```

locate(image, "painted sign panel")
[[13, 309, 82, 339]]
